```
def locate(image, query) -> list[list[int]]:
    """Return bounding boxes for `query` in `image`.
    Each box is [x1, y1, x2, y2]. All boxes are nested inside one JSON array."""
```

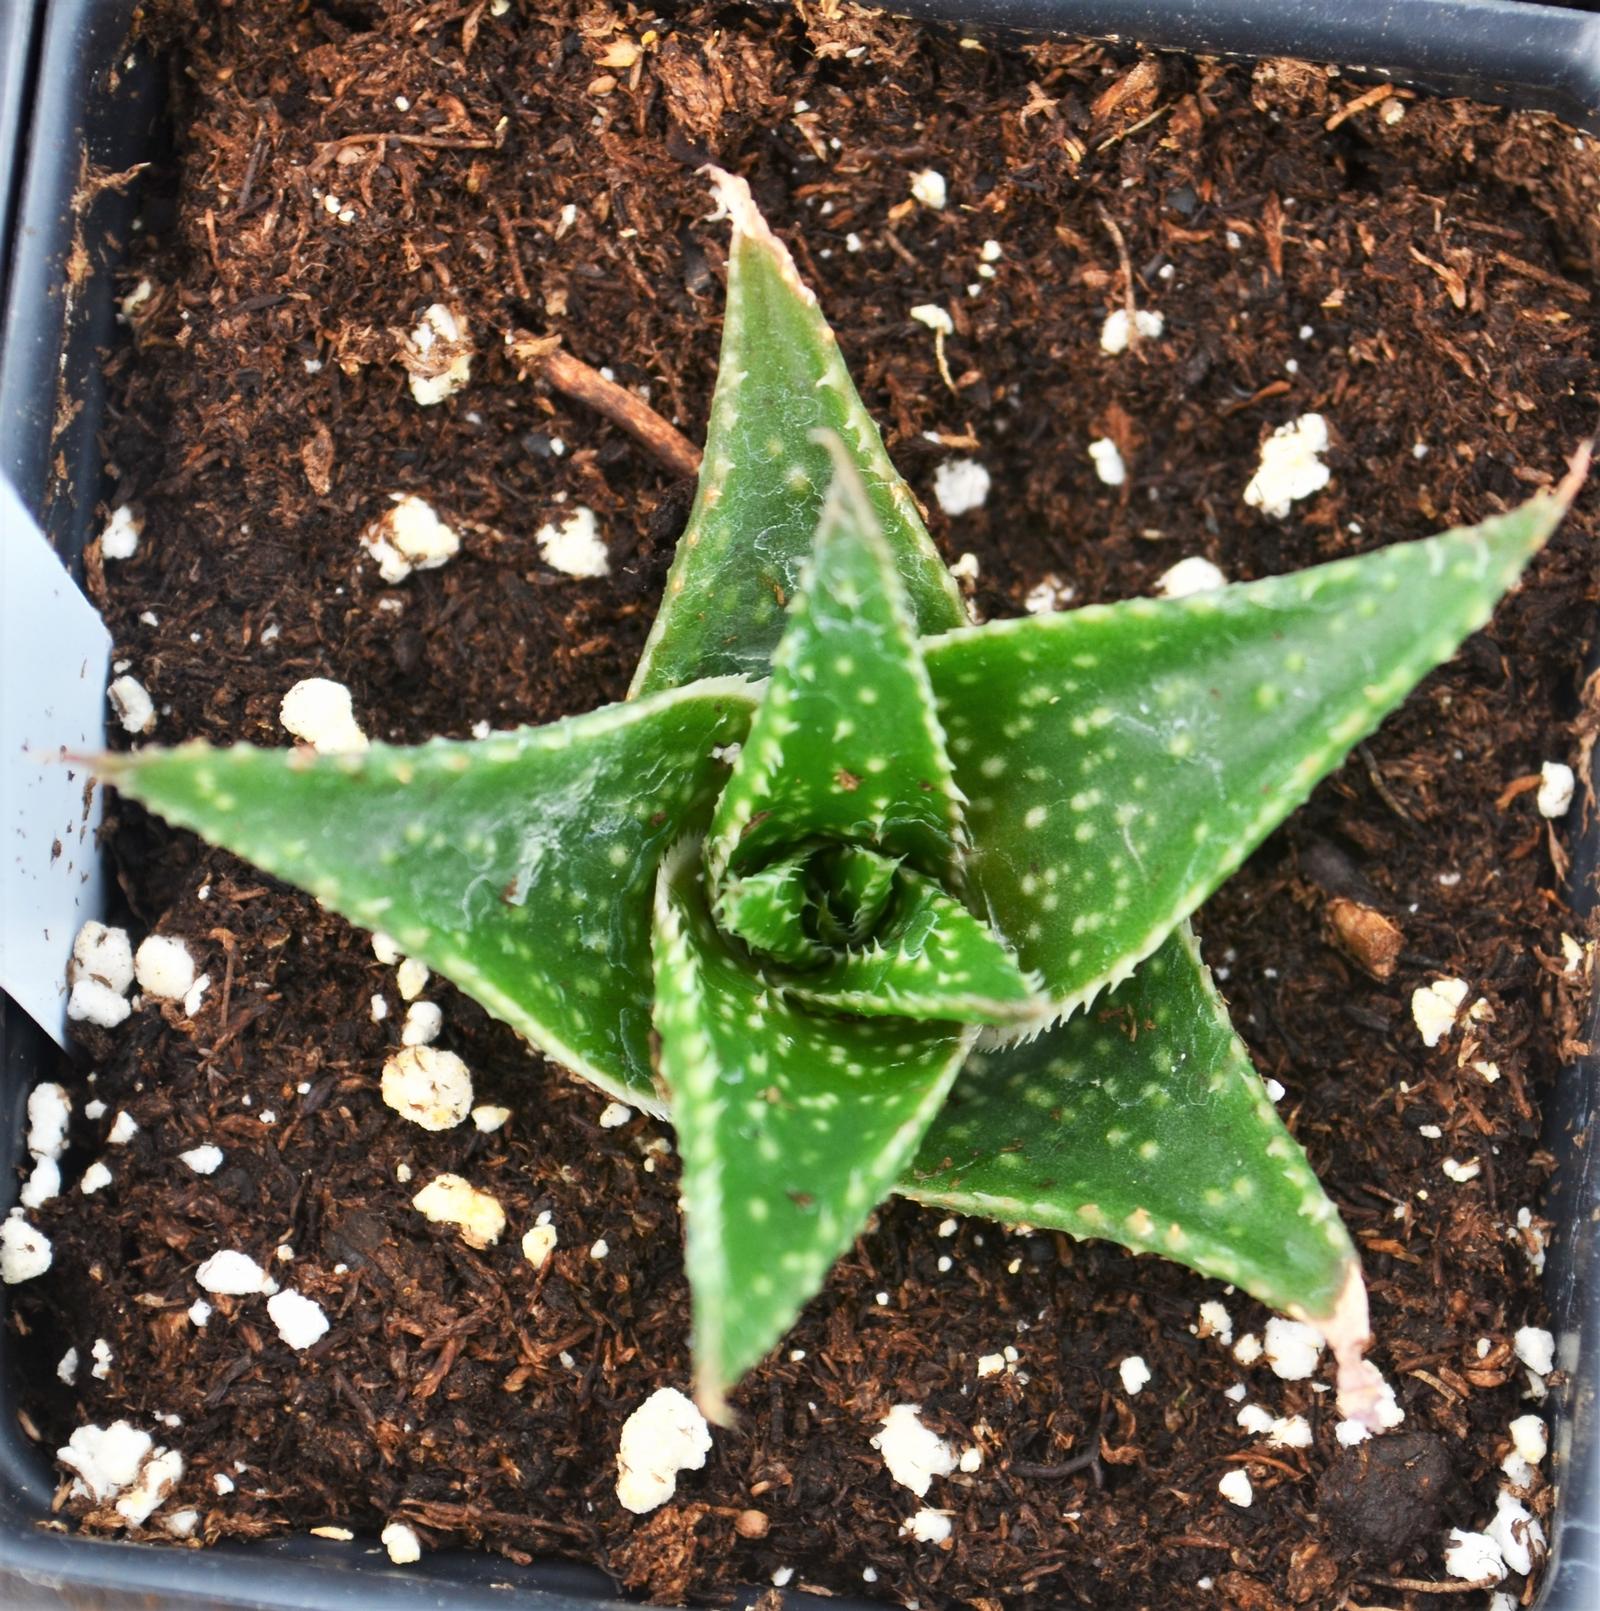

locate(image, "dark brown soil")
[[13, 3, 1600, 1608]]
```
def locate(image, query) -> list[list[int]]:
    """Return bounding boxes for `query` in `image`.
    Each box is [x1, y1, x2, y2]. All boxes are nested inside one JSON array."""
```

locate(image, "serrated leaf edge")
[[102, 674, 763, 1118], [938, 494, 1571, 1044]]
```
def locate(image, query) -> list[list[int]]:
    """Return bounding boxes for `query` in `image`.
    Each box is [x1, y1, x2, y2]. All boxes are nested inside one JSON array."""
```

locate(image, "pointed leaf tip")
[[1306, 1262, 1388, 1430], [630, 170, 964, 696], [903, 927, 1360, 1337], [701, 165, 816, 308], [925, 482, 1581, 1024]]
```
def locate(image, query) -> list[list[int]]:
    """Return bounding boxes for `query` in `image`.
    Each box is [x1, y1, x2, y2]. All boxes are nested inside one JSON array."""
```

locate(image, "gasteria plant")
[[100, 169, 1579, 1428]]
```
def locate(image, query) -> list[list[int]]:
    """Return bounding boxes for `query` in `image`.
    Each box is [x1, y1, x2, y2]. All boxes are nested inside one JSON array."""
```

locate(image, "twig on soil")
[[507, 333, 703, 479], [1360, 1575, 1502, 1594], [1357, 743, 1415, 826], [1325, 83, 1395, 133], [490, 197, 532, 302], [308, 131, 499, 174], [1094, 203, 1141, 349]]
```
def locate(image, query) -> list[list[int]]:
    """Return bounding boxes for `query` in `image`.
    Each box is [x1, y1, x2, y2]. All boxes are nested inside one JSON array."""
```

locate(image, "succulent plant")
[[100, 169, 1578, 1426]]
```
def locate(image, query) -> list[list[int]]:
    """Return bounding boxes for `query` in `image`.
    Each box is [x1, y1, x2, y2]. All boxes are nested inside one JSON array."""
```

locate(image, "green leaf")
[[652, 839, 973, 1419], [781, 867, 1042, 1026], [705, 433, 966, 886], [901, 924, 1362, 1351], [923, 490, 1571, 1022], [629, 168, 966, 699], [808, 842, 899, 947], [102, 679, 760, 1110], [715, 851, 824, 967]]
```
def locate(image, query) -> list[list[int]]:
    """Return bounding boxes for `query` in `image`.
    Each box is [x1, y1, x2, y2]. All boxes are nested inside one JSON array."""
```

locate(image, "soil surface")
[[12, 4, 1600, 1609]]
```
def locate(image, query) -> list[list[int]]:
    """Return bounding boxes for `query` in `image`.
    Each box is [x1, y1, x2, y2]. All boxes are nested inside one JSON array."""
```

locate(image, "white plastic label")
[[1, 478, 112, 1047]]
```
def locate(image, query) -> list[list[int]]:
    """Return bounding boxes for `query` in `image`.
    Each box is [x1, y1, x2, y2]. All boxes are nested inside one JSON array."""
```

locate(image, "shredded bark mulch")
[[12, 4, 1600, 1608]]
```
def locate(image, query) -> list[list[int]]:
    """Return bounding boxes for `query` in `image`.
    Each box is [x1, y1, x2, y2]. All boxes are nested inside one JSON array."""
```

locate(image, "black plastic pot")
[[1, 1, 1595, 1607]]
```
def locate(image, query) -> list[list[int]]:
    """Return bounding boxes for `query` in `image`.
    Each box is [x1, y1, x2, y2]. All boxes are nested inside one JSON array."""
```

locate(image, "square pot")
[[1, 2, 1594, 1606]]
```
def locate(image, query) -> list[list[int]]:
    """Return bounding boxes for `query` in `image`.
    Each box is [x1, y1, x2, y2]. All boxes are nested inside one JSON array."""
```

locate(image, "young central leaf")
[[629, 167, 966, 699], [651, 840, 974, 1421], [780, 867, 1044, 1025], [705, 435, 965, 885]]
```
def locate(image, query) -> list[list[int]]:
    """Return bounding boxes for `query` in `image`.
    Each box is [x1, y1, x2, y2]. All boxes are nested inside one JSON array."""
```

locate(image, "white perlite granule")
[[1217, 1470, 1253, 1508], [194, 1250, 274, 1296], [135, 935, 196, 1000], [58, 1422, 153, 1503], [1444, 1528, 1506, 1582], [266, 1290, 330, 1351], [280, 678, 368, 753], [1508, 1414, 1547, 1466], [412, 1174, 505, 1249], [361, 495, 460, 584], [871, 1405, 957, 1498], [1088, 437, 1127, 486], [109, 675, 156, 735], [1236, 1404, 1274, 1436], [28, 1082, 73, 1160], [1157, 555, 1227, 599], [522, 1216, 558, 1269], [68, 978, 131, 1028], [1266, 1415, 1313, 1449], [395, 957, 430, 1001], [615, 1387, 713, 1514], [1, 1211, 52, 1282], [56, 1422, 183, 1527], [33, 1170, 70, 1226], [71, 923, 134, 997], [1536, 761, 1575, 819], [179, 1144, 224, 1175], [1197, 1300, 1234, 1346], [1487, 1491, 1545, 1575], [106, 1111, 139, 1146], [1262, 1317, 1324, 1380], [598, 1101, 633, 1129], [100, 505, 143, 560], [405, 303, 473, 406], [1513, 1326, 1555, 1376], [536, 506, 609, 577], [381, 1046, 473, 1130], [909, 169, 947, 209], [400, 1001, 443, 1047], [382, 1521, 423, 1564], [1118, 1356, 1152, 1395], [902, 1509, 953, 1544], [471, 1104, 511, 1132], [1023, 575, 1075, 615], [1100, 307, 1164, 354], [932, 459, 991, 517], [1243, 413, 1331, 518], [1411, 977, 1470, 1048]]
